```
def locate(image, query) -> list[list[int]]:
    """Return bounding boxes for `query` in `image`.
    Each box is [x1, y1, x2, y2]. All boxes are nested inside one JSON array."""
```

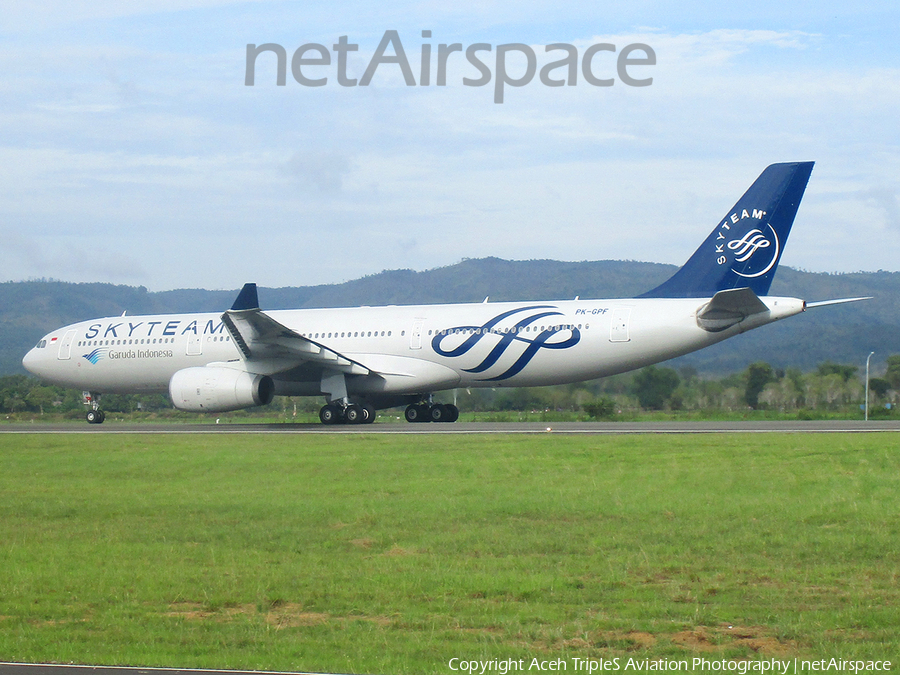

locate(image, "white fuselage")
[[22, 296, 805, 399]]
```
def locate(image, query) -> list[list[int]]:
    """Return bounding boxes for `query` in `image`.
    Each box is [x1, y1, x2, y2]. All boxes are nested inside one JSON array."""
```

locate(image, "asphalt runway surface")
[[0, 666, 328, 675], [1, 420, 899, 434]]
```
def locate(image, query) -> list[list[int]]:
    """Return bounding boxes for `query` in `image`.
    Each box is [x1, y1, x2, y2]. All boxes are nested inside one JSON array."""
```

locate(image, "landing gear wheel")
[[428, 404, 459, 422], [405, 404, 430, 423], [345, 404, 364, 425], [319, 404, 341, 425], [362, 404, 376, 424], [86, 409, 104, 424]]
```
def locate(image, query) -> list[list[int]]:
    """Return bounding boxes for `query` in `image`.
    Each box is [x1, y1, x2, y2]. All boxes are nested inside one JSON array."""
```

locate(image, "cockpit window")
[[36, 340, 47, 348]]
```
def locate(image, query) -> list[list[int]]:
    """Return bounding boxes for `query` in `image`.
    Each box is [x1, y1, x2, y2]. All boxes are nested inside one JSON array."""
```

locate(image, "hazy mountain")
[[3, 259, 897, 376]]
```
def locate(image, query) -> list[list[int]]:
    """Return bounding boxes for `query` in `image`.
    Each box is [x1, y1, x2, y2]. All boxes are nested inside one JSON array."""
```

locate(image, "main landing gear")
[[83, 391, 105, 424], [317, 371, 459, 425], [404, 402, 459, 423], [319, 402, 377, 425], [317, 401, 460, 425]]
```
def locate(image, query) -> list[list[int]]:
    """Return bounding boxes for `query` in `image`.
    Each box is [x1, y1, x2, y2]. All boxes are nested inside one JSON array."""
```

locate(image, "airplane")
[[22, 161, 868, 425]]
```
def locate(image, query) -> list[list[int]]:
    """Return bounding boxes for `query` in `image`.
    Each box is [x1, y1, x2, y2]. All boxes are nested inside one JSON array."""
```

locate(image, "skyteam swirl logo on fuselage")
[[431, 305, 580, 381], [82, 348, 107, 365]]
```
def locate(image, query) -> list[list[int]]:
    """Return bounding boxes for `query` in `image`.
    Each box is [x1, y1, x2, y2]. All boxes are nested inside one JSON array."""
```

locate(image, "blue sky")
[[1, 1, 898, 291]]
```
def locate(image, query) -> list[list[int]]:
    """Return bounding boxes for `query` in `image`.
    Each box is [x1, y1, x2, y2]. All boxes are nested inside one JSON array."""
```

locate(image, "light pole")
[[865, 351, 875, 421]]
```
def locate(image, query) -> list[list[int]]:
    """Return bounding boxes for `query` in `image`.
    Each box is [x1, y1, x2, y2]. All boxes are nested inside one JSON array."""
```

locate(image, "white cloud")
[[0, 9, 897, 289]]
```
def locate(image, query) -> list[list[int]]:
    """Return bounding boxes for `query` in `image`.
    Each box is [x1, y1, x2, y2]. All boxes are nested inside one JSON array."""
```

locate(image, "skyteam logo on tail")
[[714, 208, 780, 279], [728, 228, 771, 261], [82, 348, 108, 365], [729, 225, 780, 278]]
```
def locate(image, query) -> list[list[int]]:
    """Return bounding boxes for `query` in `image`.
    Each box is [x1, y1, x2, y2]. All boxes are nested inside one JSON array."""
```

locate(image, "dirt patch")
[[265, 603, 329, 628], [552, 631, 658, 652], [164, 602, 209, 620], [165, 602, 257, 623], [672, 628, 719, 652], [672, 624, 796, 656], [554, 624, 795, 656], [592, 630, 658, 651], [623, 631, 657, 648], [164, 601, 395, 630], [459, 625, 505, 635]]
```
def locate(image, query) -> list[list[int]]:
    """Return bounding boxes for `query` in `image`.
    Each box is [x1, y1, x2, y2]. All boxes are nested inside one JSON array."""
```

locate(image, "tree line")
[[3, 356, 898, 420], [445, 356, 900, 419]]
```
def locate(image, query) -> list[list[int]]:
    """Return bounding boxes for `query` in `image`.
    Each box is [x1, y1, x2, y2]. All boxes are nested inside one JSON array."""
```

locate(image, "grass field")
[[1, 433, 899, 673]]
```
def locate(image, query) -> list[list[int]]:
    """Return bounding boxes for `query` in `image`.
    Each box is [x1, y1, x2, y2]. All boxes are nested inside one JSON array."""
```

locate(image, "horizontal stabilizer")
[[697, 287, 769, 332], [805, 297, 872, 309]]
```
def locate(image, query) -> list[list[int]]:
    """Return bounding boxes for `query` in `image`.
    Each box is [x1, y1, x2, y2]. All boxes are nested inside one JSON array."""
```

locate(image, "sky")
[[1, 1, 898, 291]]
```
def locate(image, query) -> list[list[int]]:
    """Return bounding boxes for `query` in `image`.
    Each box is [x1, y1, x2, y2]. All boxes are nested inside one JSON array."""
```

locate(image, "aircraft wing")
[[221, 284, 370, 376]]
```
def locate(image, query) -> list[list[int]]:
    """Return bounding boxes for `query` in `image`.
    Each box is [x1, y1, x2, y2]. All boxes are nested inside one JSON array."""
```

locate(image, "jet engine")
[[169, 367, 275, 413]]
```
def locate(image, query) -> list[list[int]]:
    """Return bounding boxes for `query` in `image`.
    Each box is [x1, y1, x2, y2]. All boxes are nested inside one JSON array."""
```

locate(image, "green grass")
[[1, 433, 899, 673]]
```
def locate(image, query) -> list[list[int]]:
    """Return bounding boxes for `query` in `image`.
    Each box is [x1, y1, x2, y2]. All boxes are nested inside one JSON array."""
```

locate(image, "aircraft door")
[[57, 330, 76, 360], [609, 308, 631, 343], [186, 333, 202, 356], [410, 320, 424, 350]]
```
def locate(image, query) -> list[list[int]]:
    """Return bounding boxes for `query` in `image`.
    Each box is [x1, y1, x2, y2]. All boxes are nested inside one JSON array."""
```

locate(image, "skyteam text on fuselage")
[[23, 162, 868, 424]]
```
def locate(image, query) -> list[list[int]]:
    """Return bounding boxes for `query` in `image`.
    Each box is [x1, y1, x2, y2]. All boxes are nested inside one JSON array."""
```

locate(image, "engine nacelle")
[[169, 367, 275, 413]]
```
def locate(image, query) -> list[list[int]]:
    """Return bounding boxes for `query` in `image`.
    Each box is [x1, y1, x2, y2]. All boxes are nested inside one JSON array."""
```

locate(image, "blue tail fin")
[[639, 162, 814, 298], [231, 282, 260, 311]]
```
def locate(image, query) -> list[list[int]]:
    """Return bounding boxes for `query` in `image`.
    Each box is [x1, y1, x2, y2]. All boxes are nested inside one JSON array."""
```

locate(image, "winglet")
[[231, 283, 259, 311]]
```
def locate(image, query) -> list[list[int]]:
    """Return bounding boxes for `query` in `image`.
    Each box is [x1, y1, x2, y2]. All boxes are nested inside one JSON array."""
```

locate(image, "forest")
[[3, 356, 898, 421]]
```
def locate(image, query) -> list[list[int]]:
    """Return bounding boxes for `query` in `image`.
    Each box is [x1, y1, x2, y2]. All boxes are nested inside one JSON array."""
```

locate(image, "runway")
[[1, 420, 899, 434], [0, 666, 327, 675]]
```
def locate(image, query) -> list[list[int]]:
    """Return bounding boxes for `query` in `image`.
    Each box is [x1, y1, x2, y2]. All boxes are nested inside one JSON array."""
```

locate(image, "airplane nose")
[[22, 348, 42, 376]]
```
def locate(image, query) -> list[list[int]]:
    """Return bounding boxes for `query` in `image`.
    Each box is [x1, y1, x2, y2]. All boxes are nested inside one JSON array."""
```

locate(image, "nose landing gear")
[[83, 392, 105, 424]]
